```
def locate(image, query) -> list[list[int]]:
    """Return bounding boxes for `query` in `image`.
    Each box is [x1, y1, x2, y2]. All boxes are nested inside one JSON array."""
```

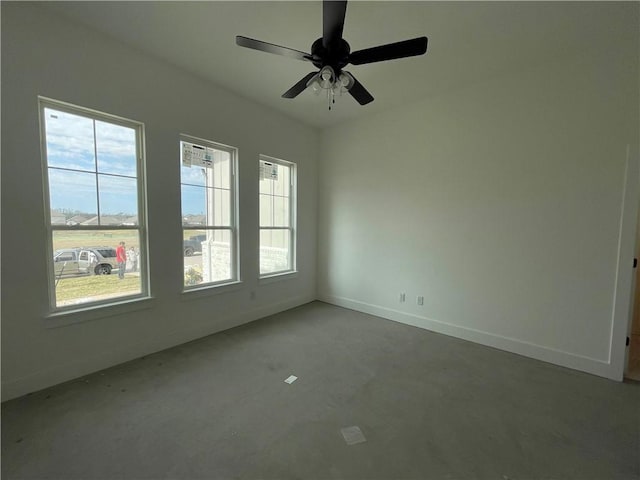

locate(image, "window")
[[180, 136, 238, 289], [40, 98, 148, 310], [259, 156, 296, 276]]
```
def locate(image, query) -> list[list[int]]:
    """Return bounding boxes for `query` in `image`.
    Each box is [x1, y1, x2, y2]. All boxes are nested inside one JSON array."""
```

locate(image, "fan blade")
[[323, 0, 347, 50], [236, 36, 312, 62], [282, 72, 319, 99], [349, 37, 428, 65], [345, 72, 374, 105]]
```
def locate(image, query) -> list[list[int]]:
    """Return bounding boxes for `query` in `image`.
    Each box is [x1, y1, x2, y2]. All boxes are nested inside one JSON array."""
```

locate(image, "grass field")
[[56, 274, 141, 306], [51, 229, 206, 250], [53, 230, 140, 251]]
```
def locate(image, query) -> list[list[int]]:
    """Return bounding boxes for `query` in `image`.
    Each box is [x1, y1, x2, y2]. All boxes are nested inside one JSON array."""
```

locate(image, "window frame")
[[258, 154, 297, 279], [179, 134, 240, 291], [39, 97, 149, 313]]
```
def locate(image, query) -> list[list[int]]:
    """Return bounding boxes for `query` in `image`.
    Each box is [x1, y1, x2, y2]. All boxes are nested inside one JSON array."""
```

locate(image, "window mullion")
[[92, 119, 102, 227]]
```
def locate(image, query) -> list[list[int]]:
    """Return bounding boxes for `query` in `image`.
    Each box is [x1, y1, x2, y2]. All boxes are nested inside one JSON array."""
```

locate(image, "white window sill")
[[44, 296, 156, 329], [259, 270, 298, 284], [181, 280, 244, 301]]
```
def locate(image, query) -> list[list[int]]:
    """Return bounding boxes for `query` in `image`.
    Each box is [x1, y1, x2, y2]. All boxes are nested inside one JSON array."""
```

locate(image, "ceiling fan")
[[236, 0, 428, 108]]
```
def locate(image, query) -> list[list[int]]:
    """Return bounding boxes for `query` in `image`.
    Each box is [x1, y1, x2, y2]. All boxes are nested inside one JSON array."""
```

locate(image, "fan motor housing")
[[311, 38, 350, 71]]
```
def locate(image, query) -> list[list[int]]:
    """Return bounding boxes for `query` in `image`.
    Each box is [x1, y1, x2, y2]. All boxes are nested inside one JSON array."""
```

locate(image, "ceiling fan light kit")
[[236, 0, 428, 110], [305, 67, 354, 110]]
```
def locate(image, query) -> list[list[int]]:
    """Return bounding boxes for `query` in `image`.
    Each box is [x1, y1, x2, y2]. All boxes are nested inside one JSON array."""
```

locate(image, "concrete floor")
[[2, 301, 639, 479]]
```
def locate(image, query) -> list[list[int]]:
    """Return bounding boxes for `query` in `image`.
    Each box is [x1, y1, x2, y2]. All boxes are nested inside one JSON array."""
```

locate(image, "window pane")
[[44, 108, 95, 171], [182, 185, 206, 225], [98, 175, 138, 225], [260, 162, 289, 196], [181, 164, 207, 187], [52, 230, 141, 308], [260, 228, 291, 275], [48, 169, 97, 220], [183, 229, 232, 287], [259, 162, 276, 195], [259, 193, 273, 227], [182, 228, 206, 257], [273, 196, 289, 227], [259, 194, 289, 227], [214, 152, 231, 189], [96, 121, 137, 177], [273, 164, 290, 197], [212, 188, 231, 226], [182, 148, 230, 189], [181, 186, 230, 227], [259, 177, 272, 195]]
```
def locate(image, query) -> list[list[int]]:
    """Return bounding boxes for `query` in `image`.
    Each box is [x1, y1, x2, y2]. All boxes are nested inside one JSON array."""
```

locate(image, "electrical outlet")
[[399, 293, 406, 303], [417, 296, 424, 306]]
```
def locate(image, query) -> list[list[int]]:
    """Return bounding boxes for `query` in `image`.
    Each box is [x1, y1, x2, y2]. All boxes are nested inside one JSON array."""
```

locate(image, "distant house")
[[66, 214, 93, 225], [81, 215, 130, 226], [51, 210, 66, 225], [80, 216, 99, 225], [123, 216, 138, 225], [183, 214, 205, 225], [100, 215, 128, 226]]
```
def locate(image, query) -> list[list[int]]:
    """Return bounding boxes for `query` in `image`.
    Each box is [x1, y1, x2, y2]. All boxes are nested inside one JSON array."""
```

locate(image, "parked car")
[[183, 234, 206, 256], [53, 246, 119, 276]]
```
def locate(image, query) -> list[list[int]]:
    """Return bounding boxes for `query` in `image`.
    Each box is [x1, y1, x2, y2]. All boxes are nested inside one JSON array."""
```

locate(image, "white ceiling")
[[42, 1, 630, 129]]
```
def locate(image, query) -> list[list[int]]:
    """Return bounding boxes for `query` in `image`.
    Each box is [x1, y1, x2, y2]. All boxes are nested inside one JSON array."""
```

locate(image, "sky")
[[45, 108, 213, 218]]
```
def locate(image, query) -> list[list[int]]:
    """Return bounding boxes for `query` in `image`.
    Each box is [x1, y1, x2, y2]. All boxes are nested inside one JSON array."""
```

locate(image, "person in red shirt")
[[116, 241, 126, 279]]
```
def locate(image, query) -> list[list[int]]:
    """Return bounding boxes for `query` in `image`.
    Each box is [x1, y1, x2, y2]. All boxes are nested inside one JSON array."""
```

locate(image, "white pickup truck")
[[53, 247, 119, 276]]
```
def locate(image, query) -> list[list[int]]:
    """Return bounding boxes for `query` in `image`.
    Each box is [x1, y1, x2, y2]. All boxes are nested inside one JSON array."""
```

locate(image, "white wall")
[[318, 10, 640, 380], [1, 4, 318, 401]]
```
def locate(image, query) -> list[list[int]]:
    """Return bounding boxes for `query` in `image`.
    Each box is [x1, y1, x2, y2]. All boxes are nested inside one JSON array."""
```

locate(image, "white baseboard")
[[318, 293, 617, 381], [1, 294, 314, 402]]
